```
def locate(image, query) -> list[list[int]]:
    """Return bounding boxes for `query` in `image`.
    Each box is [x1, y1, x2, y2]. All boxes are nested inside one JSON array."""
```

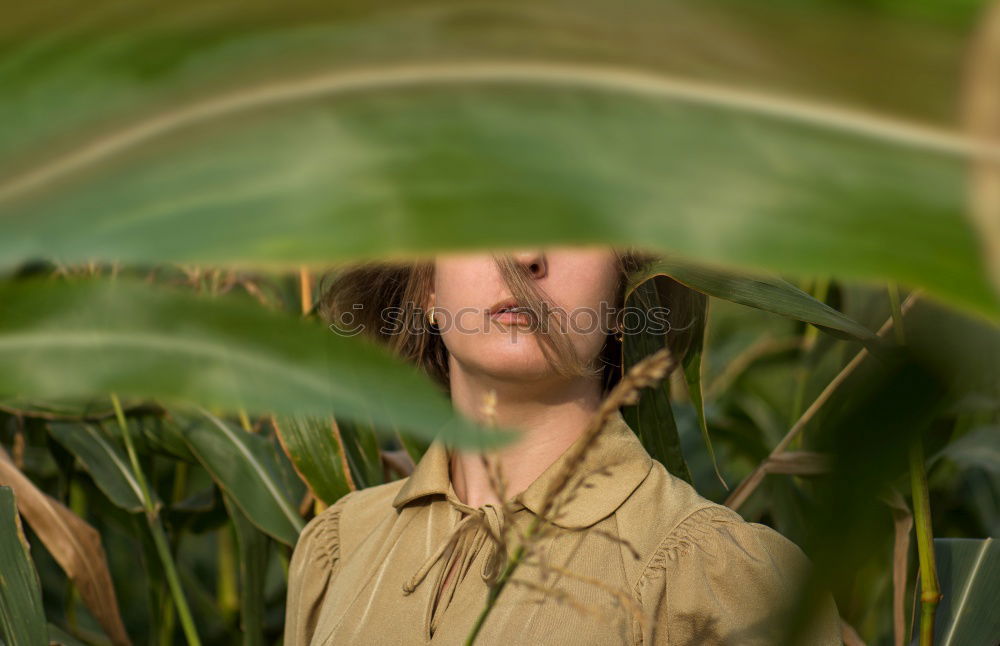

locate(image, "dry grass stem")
[[726, 290, 922, 510]]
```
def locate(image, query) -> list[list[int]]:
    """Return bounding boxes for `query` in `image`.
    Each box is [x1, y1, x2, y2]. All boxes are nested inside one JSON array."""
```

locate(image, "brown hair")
[[318, 247, 703, 398]]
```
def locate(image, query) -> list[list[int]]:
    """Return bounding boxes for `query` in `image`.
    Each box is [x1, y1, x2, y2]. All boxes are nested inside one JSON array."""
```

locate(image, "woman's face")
[[428, 246, 620, 383]]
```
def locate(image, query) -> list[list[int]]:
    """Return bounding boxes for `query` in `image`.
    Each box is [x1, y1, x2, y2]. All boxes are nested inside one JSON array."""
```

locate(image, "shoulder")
[[615, 459, 736, 580], [298, 479, 408, 557], [617, 461, 842, 645], [617, 459, 806, 580], [637, 502, 812, 593], [284, 479, 409, 645], [335, 479, 407, 529]]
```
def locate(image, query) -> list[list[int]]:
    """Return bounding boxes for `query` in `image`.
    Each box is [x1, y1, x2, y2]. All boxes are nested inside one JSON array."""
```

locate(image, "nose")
[[511, 249, 547, 279]]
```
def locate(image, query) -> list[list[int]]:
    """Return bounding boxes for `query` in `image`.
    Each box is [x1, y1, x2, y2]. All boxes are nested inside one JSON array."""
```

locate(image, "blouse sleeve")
[[284, 491, 356, 646], [636, 506, 843, 646]]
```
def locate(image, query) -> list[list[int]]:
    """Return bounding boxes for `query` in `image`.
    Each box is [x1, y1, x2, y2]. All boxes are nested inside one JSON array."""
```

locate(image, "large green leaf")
[[629, 258, 881, 350], [621, 279, 692, 483], [0, 1, 997, 318], [679, 299, 726, 488], [0, 278, 514, 450], [912, 538, 1000, 646], [171, 411, 303, 546], [0, 486, 48, 646], [48, 421, 153, 513]]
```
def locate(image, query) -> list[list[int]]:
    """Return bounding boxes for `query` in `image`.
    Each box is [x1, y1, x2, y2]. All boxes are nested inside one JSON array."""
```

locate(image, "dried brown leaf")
[[883, 488, 914, 646], [0, 446, 131, 646]]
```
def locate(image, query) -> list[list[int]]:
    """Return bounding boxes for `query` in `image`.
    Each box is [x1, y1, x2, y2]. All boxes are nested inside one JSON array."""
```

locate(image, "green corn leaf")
[[0, 486, 48, 646], [628, 258, 880, 350], [272, 415, 353, 506], [0, 278, 515, 451], [335, 415, 389, 490], [221, 494, 268, 646], [912, 538, 1000, 646], [171, 410, 303, 546], [0, 2, 997, 319], [48, 422, 154, 513], [621, 279, 692, 483], [680, 300, 727, 489]]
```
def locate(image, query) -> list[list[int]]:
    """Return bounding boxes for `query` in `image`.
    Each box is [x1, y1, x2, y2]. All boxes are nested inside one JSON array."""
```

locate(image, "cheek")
[[553, 262, 619, 335], [564, 315, 613, 368], [441, 321, 552, 377], [433, 257, 495, 318], [556, 262, 619, 360]]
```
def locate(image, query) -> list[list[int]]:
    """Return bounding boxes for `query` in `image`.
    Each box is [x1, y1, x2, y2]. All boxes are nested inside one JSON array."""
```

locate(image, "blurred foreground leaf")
[[0, 1, 998, 318], [0, 278, 515, 450]]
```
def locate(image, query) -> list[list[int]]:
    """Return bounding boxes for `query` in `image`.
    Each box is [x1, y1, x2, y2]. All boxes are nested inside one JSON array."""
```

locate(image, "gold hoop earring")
[[427, 306, 437, 327]]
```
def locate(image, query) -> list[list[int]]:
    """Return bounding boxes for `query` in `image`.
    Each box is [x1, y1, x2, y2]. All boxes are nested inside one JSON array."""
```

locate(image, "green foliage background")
[[1, 0, 998, 644]]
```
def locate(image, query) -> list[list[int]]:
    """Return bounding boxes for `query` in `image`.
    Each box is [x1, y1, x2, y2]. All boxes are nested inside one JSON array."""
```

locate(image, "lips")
[[487, 297, 532, 319], [488, 297, 519, 315]]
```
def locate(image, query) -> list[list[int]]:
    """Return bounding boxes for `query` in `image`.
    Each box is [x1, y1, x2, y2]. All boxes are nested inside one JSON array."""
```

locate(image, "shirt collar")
[[391, 409, 653, 529]]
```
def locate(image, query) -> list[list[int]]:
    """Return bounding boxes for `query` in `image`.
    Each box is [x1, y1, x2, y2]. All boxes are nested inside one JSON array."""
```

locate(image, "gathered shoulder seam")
[[634, 504, 741, 592], [310, 491, 358, 571]]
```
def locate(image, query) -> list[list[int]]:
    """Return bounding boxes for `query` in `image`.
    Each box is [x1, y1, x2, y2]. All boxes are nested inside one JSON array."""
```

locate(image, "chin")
[[482, 363, 553, 383], [454, 341, 553, 382]]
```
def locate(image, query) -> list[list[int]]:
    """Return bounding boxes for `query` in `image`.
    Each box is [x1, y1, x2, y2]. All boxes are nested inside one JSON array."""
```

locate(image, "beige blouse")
[[284, 409, 843, 645]]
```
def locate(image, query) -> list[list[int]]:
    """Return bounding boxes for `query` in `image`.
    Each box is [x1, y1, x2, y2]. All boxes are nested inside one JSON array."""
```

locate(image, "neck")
[[446, 359, 605, 509]]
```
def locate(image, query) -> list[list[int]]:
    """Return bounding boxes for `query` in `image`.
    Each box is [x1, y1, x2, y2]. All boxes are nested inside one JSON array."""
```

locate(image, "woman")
[[284, 247, 842, 645]]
